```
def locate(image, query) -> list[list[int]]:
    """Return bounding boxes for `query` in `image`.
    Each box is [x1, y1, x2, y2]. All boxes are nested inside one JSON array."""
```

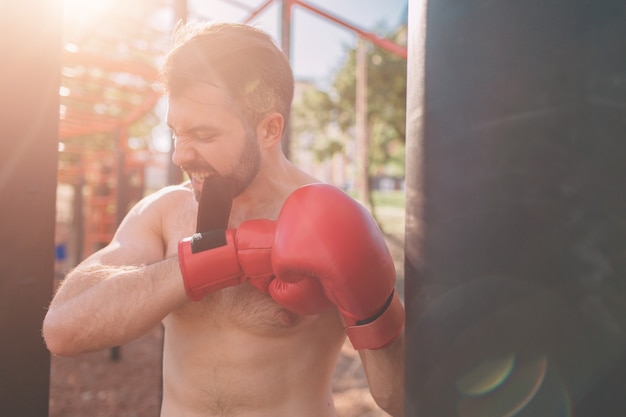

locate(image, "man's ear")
[[256, 112, 285, 148]]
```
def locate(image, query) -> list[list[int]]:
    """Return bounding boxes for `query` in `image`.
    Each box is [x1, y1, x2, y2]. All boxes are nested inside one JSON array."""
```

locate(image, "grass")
[[371, 190, 405, 210], [371, 190, 406, 287], [349, 190, 406, 236], [371, 190, 405, 236]]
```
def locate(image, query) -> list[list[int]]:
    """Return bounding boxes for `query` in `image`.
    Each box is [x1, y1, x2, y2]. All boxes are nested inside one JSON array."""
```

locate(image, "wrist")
[[178, 230, 243, 301], [344, 290, 405, 350]]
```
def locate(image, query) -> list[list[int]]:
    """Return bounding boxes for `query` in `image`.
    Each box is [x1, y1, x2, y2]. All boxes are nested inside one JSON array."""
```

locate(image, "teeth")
[[193, 173, 210, 181]]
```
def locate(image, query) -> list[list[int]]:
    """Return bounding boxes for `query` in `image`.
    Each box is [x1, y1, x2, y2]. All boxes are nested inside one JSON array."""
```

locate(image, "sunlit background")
[[55, 0, 408, 259]]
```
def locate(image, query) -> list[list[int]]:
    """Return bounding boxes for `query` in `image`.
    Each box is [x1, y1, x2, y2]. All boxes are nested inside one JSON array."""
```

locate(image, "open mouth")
[[189, 172, 211, 192]]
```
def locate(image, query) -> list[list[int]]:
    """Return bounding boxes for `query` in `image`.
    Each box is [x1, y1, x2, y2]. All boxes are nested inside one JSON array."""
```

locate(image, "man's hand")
[[178, 177, 274, 300], [269, 184, 405, 350]]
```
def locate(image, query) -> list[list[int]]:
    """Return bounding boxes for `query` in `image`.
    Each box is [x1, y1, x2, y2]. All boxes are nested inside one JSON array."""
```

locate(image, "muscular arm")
[[360, 330, 405, 417], [43, 188, 189, 356]]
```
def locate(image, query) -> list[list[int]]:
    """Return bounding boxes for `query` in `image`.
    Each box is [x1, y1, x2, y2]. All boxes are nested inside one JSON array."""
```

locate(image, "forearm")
[[360, 330, 405, 417], [43, 256, 186, 356]]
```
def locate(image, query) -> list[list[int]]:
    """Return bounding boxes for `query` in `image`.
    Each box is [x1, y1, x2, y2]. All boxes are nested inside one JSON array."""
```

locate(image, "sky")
[[186, 0, 408, 86]]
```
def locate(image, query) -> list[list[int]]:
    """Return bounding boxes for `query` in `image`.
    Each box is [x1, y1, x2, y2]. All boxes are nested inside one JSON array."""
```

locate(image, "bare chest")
[[161, 204, 305, 333], [169, 283, 307, 335]]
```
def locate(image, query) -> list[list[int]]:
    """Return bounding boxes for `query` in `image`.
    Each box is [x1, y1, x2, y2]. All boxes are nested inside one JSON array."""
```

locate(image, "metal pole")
[[0, 1, 62, 415], [168, 0, 188, 186], [280, 0, 293, 159], [292, 0, 407, 59], [355, 38, 370, 207]]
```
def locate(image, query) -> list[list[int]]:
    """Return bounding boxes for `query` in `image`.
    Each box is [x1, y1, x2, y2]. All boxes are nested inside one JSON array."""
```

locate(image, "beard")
[[186, 127, 262, 202], [228, 127, 262, 196]]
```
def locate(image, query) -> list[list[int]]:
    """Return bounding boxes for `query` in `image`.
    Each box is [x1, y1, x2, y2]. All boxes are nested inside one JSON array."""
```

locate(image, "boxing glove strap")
[[345, 290, 405, 350], [190, 230, 227, 253], [178, 230, 243, 301], [356, 291, 395, 325]]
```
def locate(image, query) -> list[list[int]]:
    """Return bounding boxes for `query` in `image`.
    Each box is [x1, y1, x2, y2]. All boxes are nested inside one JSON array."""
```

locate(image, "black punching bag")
[[0, 1, 62, 416], [404, 1, 626, 416]]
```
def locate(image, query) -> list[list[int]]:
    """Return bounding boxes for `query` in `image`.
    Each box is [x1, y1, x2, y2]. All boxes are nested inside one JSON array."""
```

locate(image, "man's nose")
[[171, 139, 197, 167]]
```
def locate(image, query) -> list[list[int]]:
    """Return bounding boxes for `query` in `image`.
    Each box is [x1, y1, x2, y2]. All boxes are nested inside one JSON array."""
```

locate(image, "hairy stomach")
[[160, 284, 345, 416]]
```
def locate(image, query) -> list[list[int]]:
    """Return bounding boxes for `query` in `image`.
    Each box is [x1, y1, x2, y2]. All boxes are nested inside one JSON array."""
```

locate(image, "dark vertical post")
[[116, 129, 131, 227], [109, 129, 129, 362], [73, 175, 85, 262], [167, 0, 188, 186], [355, 38, 371, 208], [404, 0, 427, 344], [403, 1, 427, 412], [280, 0, 293, 159], [0, 1, 62, 415], [405, 0, 626, 416]]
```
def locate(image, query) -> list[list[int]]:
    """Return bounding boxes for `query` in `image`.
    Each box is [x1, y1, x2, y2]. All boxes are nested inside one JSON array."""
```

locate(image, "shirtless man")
[[43, 22, 405, 417]]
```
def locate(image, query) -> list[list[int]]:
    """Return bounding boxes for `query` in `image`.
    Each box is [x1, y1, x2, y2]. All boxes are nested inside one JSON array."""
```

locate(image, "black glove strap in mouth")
[[196, 176, 235, 232]]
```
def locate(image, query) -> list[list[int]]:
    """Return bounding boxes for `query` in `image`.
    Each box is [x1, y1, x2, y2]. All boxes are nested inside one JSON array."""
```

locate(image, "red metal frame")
[[242, 0, 407, 59], [59, 48, 160, 139], [242, 0, 276, 22]]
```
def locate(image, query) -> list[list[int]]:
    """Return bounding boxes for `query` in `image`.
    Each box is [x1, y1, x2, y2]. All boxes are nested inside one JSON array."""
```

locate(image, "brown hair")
[[161, 22, 294, 128]]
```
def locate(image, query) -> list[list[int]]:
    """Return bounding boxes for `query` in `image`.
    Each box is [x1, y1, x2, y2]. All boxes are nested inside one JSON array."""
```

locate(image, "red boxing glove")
[[178, 177, 274, 301], [271, 184, 405, 350], [178, 219, 275, 300]]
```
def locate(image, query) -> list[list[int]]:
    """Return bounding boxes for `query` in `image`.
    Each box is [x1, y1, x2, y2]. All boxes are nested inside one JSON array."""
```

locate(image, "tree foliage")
[[290, 25, 407, 181], [332, 27, 407, 178], [291, 82, 347, 162]]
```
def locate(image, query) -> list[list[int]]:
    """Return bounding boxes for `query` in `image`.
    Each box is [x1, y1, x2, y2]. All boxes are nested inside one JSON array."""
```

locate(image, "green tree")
[[290, 25, 407, 229], [332, 27, 407, 179], [291, 81, 345, 161]]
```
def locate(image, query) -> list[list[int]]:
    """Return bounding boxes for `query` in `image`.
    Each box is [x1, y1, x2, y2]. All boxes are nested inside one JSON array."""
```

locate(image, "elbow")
[[370, 370, 404, 417], [373, 392, 404, 417], [42, 310, 82, 357]]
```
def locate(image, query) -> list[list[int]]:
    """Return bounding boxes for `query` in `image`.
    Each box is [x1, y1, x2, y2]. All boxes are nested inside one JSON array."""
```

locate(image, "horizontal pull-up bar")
[[241, 0, 407, 59]]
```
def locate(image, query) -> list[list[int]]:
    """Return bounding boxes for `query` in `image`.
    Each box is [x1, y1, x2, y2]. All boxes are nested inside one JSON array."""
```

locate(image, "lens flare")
[[457, 354, 549, 417], [456, 353, 516, 396]]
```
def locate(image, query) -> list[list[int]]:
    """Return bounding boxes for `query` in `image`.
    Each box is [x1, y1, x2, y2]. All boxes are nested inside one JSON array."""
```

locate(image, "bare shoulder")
[[117, 181, 196, 243], [283, 167, 325, 194], [127, 182, 194, 218], [83, 183, 195, 267]]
